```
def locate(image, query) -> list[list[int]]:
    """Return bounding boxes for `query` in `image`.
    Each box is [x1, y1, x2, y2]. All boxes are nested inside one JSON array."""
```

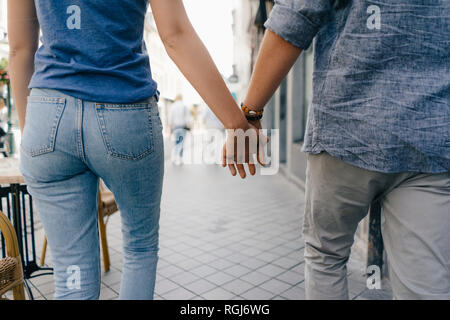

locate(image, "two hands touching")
[[221, 118, 267, 179]]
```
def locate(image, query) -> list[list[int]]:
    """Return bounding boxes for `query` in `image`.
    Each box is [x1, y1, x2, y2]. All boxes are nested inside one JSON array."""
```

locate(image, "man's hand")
[[221, 121, 267, 179]]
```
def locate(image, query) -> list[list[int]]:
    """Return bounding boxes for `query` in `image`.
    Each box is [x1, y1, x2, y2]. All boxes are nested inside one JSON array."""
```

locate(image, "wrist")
[[242, 100, 264, 113], [224, 113, 249, 130]]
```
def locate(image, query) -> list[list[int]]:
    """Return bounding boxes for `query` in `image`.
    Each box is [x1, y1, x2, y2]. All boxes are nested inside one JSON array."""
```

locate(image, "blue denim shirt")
[[265, 0, 450, 173]]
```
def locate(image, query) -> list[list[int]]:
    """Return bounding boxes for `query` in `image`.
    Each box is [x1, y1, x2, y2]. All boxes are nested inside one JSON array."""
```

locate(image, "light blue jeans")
[[19, 88, 164, 300]]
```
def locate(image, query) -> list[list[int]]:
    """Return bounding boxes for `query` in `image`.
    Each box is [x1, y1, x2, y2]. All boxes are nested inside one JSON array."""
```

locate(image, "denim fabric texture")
[[265, 0, 450, 173], [19, 88, 164, 299], [29, 0, 157, 103]]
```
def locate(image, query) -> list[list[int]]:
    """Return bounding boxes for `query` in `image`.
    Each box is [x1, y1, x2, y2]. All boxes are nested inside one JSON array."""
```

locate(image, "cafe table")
[[0, 157, 53, 299]]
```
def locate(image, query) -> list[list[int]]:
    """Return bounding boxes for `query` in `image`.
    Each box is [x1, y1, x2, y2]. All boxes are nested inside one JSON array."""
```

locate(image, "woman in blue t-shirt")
[[7, 0, 258, 299]]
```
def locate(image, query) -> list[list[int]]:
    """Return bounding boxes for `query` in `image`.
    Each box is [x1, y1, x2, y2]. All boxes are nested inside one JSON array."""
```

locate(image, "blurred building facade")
[[143, 11, 185, 133], [0, 0, 8, 59]]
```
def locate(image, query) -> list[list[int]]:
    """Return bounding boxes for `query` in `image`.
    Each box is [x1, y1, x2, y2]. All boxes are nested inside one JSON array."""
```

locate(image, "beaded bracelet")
[[241, 103, 263, 121]]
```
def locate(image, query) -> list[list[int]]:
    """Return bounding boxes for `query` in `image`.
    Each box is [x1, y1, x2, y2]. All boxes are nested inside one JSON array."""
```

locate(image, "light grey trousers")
[[303, 152, 450, 300]]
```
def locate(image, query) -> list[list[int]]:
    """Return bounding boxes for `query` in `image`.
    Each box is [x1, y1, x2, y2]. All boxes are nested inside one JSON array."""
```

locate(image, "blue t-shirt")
[[29, 0, 157, 103]]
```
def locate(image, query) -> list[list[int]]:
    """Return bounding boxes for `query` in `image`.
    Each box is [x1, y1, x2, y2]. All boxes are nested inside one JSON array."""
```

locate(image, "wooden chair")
[[0, 210, 26, 300], [40, 180, 119, 272]]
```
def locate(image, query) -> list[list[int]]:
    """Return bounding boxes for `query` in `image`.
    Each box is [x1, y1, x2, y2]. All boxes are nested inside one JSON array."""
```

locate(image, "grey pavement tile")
[[164, 252, 190, 264], [174, 258, 203, 271], [207, 258, 235, 270], [184, 279, 218, 295], [205, 272, 235, 286], [109, 282, 120, 294], [223, 264, 252, 278], [191, 265, 218, 278], [239, 271, 272, 286], [195, 254, 220, 264], [211, 247, 234, 258], [155, 278, 179, 295], [256, 263, 286, 278], [189, 295, 206, 300], [255, 251, 280, 263], [99, 287, 118, 300], [37, 281, 55, 296], [226, 252, 249, 264], [239, 246, 263, 257], [276, 270, 304, 286], [289, 262, 305, 275], [101, 269, 122, 286], [28, 274, 54, 287], [269, 245, 294, 258], [169, 271, 201, 286], [162, 287, 197, 300], [157, 264, 185, 278], [280, 284, 306, 300], [239, 257, 267, 270], [240, 287, 274, 300], [201, 287, 235, 300], [221, 279, 255, 296], [271, 256, 301, 270], [260, 278, 292, 295], [272, 295, 288, 300]]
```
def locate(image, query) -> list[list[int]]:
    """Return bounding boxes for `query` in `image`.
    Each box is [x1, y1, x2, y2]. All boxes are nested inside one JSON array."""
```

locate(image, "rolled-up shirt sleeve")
[[264, 0, 334, 49]]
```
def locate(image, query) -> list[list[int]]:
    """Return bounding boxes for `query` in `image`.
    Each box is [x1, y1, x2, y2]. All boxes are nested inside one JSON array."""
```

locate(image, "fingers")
[[236, 163, 247, 179], [228, 164, 237, 176], [221, 126, 266, 178], [248, 163, 256, 176]]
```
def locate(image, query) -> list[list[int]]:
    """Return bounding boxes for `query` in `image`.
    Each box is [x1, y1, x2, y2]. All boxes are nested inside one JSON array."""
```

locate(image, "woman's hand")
[[221, 120, 267, 179]]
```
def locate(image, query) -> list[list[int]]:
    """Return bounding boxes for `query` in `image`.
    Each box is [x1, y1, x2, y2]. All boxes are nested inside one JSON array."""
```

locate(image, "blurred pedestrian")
[[168, 94, 192, 165]]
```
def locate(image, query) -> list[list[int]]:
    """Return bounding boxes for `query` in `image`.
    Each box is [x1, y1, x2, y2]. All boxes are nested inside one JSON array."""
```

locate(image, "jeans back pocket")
[[95, 102, 156, 160], [21, 96, 66, 157]]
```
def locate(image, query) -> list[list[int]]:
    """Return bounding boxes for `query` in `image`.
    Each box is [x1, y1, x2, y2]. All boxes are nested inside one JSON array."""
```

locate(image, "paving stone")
[[223, 264, 252, 278], [168, 271, 200, 286], [256, 263, 286, 277], [205, 271, 235, 286], [162, 287, 196, 300], [184, 279, 217, 295], [276, 270, 304, 286], [260, 278, 292, 295], [222, 279, 255, 296], [280, 285, 306, 300], [202, 287, 235, 300], [240, 287, 274, 300], [239, 271, 272, 286], [190, 265, 218, 278], [155, 278, 179, 295]]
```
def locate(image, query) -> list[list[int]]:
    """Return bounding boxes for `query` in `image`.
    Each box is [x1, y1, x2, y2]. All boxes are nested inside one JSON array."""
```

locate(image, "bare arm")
[[243, 29, 302, 113], [7, 0, 40, 134], [148, 0, 248, 130]]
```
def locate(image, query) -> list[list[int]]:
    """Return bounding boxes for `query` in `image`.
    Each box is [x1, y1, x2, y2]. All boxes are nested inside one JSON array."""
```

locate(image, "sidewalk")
[[25, 148, 392, 300]]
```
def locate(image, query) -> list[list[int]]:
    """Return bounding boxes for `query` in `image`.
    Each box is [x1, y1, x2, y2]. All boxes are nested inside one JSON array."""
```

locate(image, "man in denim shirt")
[[237, 0, 449, 299]]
